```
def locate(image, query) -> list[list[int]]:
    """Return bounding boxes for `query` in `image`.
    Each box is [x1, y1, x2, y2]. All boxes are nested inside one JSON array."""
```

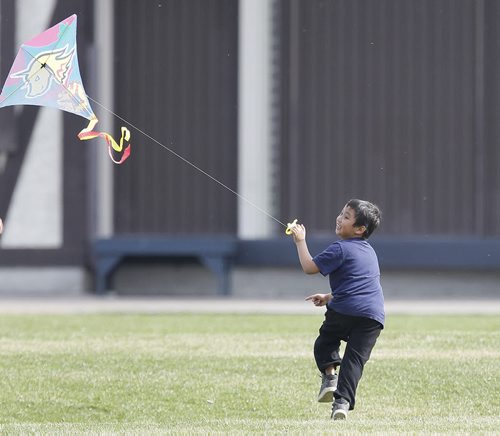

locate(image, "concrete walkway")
[[0, 296, 498, 315]]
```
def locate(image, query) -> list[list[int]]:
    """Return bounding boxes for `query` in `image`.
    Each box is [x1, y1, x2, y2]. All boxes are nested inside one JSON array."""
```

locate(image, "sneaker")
[[317, 373, 338, 403], [331, 397, 349, 420]]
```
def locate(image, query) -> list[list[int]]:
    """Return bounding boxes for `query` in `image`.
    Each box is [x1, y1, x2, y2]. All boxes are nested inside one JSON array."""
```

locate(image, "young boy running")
[[290, 199, 384, 420]]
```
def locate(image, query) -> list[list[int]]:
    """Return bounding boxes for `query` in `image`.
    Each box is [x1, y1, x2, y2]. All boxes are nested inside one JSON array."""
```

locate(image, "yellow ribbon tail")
[[78, 118, 131, 164]]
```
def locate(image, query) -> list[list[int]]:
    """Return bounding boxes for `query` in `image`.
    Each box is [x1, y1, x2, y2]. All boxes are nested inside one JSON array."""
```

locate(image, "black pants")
[[314, 309, 382, 409]]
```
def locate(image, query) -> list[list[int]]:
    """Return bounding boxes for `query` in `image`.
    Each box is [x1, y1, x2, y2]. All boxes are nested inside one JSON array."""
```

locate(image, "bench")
[[92, 236, 238, 295]]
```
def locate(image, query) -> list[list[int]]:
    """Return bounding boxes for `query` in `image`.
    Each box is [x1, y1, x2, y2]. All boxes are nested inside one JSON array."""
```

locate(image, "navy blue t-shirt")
[[313, 238, 385, 326]]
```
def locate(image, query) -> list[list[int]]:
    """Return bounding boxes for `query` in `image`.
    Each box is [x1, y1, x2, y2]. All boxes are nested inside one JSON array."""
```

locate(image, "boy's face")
[[335, 205, 366, 239]]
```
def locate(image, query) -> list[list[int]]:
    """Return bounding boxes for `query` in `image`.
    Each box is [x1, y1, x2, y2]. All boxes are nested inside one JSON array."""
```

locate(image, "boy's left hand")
[[291, 224, 306, 242]]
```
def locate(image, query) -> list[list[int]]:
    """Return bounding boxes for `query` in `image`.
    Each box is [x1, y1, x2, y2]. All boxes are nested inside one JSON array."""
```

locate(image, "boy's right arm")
[[291, 224, 320, 274]]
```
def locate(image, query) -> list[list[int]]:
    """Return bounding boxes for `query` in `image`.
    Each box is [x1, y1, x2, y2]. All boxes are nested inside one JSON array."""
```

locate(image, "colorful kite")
[[0, 14, 130, 164]]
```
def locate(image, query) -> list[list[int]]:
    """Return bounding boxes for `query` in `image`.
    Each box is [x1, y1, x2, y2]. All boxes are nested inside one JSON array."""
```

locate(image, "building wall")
[[0, 0, 93, 267], [484, 0, 500, 230], [279, 0, 498, 238], [0, 1, 498, 294], [0, 0, 94, 292], [113, 0, 239, 235]]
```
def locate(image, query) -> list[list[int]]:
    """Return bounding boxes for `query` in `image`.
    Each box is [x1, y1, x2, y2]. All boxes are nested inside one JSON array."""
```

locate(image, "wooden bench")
[[92, 236, 238, 295]]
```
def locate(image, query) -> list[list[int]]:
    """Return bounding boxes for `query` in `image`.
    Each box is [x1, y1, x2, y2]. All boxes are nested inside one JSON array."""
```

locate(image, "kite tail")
[[78, 117, 131, 164]]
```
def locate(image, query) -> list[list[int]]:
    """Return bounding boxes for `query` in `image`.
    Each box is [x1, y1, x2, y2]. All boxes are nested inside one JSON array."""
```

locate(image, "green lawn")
[[0, 313, 498, 434]]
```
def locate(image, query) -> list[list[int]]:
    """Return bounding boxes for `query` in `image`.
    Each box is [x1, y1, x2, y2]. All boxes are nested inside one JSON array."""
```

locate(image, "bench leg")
[[94, 256, 122, 294], [201, 256, 232, 296]]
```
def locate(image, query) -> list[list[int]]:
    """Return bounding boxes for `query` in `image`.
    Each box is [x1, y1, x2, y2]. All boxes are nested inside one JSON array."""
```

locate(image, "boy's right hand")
[[305, 293, 330, 306]]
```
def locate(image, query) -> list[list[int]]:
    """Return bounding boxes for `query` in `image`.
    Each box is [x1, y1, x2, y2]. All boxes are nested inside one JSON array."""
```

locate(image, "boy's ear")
[[354, 225, 366, 236]]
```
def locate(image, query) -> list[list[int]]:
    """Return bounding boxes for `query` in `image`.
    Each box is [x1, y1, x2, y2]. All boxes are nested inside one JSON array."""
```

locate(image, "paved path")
[[0, 296, 498, 315]]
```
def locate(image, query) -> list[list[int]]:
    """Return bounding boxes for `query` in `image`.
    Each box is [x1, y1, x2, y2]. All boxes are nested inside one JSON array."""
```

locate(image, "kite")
[[0, 14, 130, 164]]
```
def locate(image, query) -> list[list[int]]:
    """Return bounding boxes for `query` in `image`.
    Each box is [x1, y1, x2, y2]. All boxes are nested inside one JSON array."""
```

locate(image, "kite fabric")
[[0, 14, 130, 164]]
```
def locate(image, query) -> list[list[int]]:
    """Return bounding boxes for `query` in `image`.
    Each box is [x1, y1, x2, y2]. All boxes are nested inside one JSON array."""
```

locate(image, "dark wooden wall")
[[113, 0, 238, 235], [279, 0, 499, 237], [484, 0, 500, 237], [1, 0, 499, 272]]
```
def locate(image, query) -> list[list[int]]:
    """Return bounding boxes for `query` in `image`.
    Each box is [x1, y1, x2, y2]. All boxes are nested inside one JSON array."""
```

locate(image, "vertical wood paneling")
[[114, 0, 238, 235], [484, 0, 500, 236], [280, 0, 492, 236]]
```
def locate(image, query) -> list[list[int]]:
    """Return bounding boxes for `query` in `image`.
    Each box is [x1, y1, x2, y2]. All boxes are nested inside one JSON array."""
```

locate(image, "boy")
[[290, 199, 384, 420]]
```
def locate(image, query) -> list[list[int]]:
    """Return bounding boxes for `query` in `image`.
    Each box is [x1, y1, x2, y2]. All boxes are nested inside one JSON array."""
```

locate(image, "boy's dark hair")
[[346, 199, 381, 239]]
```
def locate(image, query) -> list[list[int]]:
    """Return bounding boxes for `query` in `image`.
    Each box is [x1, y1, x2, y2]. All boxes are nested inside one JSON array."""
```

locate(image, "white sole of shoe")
[[332, 409, 347, 420]]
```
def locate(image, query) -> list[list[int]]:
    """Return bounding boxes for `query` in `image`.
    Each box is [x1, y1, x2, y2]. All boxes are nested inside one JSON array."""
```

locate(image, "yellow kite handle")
[[285, 219, 298, 235]]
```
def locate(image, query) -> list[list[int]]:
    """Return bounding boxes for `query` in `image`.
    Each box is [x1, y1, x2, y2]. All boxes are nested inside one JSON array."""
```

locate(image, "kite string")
[[86, 95, 289, 230], [1, 42, 288, 228], [0, 18, 290, 231]]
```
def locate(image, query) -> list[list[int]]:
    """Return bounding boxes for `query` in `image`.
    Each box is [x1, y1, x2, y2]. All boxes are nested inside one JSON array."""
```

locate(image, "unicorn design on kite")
[[12, 46, 75, 99], [0, 14, 130, 164]]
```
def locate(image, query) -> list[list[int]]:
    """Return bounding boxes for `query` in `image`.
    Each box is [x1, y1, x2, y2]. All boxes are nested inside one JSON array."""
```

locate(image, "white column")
[[238, 0, 274, 239], [94, 0, 114, 238]]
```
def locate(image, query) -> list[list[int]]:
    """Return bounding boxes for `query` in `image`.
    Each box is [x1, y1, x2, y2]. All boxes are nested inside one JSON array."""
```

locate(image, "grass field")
[[0, 313, 498, 434]]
